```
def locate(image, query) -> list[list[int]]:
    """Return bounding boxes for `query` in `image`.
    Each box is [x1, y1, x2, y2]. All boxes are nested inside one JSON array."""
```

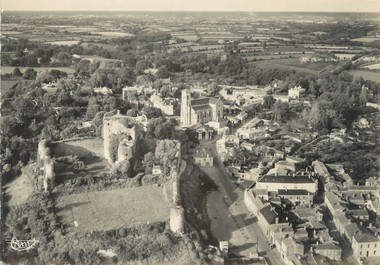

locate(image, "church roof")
[[192, 105, 212, 111], [191, 97, 210, 106]]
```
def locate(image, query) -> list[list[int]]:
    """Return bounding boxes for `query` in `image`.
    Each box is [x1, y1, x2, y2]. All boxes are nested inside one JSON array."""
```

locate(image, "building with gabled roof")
[[193, 148, 213, 167], [313, 242, 342, 261], [352, 233, 380, 258], [256, 174, 317, 194]]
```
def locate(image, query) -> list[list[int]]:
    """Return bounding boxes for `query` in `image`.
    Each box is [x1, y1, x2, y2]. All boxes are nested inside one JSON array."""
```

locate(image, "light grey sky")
[[2, 0, 380, 12]]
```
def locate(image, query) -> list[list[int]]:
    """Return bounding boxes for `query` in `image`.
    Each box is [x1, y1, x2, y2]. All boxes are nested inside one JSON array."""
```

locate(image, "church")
[[180, 89, 223, 127]]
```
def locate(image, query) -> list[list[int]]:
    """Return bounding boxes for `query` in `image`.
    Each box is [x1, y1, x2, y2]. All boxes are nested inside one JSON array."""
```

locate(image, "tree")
[[12, 67, 22, 77], [308, 102, 326, 132], [273, 100, 289, 124], [142, 106, 162, 119], [156, 65, 170, 79], [23, 68, 37, 80], [142, 152, 156, 174], [263, 95, 276, 109]]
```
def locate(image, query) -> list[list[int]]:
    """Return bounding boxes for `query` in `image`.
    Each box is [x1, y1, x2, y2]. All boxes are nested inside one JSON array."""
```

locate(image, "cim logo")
[[9, 237, 39, 251]]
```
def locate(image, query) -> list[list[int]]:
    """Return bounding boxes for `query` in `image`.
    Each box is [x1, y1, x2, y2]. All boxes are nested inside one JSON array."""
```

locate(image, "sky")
[[2, 0, 380, 12]]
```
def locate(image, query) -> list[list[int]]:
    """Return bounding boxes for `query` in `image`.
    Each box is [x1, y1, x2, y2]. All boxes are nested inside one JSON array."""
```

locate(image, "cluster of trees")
[[4, 193, 62, 261], [142, 140, 180, 176]]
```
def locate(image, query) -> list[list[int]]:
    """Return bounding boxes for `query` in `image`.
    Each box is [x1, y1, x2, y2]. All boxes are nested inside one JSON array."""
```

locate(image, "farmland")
[[249, 58, 329, 74], [94, 31, 135, 37], [351, 37, 380, 43], [56, 186, 170, 231], [46, 40, 80, 46], [349, 70, 380, 82]]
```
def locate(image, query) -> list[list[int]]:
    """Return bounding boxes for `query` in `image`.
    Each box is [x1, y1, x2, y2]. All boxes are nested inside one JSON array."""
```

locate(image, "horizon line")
[[3, 10, 380, 13]]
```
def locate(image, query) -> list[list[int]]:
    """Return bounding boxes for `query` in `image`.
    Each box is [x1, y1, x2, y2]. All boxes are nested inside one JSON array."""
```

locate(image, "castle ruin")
[[102, 111, 138, 168]]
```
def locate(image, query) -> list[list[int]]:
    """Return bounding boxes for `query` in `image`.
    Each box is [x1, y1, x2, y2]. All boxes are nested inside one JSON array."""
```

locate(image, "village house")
[[352, 234, 380, 258], [244, 189, 265, 216], [94, 86, 113, 95], [255, 173, 317, 196], [313, 242, 342, 261], [193, 148, 213, 167], [150, 93, 178, 116], [277, 189, 314, 205], [292, 206, 323, 222], [280, 237, 304, 261], [216, 134, 239, 161], [152, 165, 162, 176], [122, 86, 144, 99], [288, 86, 306, 101]]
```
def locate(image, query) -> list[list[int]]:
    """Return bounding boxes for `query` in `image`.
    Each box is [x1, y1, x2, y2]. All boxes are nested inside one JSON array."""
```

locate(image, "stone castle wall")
[[38, 140, 55, 192], [169, 142, 185, 234]]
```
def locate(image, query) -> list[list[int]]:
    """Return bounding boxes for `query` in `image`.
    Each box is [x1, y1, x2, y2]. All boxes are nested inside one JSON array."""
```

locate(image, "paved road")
[[322, 207, 360, 265], [199, 141, 282, 265]]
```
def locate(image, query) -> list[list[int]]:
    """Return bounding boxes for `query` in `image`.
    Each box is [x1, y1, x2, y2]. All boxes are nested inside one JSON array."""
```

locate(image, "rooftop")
[[258, 175, 315, 184], [278, 189, 310, 196], [314, 242, 341, 250], [194, 148, 213, 159], [259, 205, 278, 224], [354, 233, 379, 243]]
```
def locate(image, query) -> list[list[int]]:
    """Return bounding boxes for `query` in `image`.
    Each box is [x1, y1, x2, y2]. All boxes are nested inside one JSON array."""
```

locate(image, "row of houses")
[[244, 189, 342, 263], [313, 160, 380, 261]]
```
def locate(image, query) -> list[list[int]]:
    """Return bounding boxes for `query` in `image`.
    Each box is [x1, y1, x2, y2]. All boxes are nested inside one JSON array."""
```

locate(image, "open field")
[[1, 66, 75, 75], [349, 70, 380, 83], [361, 63, 380, 70], [250, 58, 321, 74], [45, 40, 80, 46], [94, 31, 135, 37], [351, 37, 380, 43], [4, 164, 35, 207], [56, 187, 170, 231]]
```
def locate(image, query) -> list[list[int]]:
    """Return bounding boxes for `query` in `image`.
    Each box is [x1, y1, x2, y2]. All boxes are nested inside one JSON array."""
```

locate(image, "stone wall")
[[38, 140, 55, 192], [169, 143, 186, 235]]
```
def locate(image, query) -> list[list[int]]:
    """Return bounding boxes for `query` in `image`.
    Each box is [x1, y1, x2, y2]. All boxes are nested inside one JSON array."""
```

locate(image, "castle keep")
[[102, 111, 138, 165]]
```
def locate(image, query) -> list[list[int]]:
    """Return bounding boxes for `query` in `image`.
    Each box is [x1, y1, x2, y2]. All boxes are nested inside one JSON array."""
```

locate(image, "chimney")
[[116, 110, 120, 115], [369, 223, 372, 228], [275, 217, 279, 224]]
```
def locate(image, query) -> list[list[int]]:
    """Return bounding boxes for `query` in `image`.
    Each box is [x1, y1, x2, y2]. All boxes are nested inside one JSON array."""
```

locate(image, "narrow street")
[[197, 140, 282, 265]]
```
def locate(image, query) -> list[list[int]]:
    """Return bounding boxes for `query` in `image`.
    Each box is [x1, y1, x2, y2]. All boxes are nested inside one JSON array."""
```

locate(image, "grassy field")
[[95, 31, 135, 37], [4, 164, 36, 207], [351, 37, 380, 43], [56, 186, 170, 231], [349, 70, 380, 83], [45, 40, 80, 46], [1, 66, 75, 75], [250, 58, 321, 74]]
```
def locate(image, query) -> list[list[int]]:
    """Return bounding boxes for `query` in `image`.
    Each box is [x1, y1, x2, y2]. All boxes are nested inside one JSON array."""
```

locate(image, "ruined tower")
[[170, 206, 185, 234]]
